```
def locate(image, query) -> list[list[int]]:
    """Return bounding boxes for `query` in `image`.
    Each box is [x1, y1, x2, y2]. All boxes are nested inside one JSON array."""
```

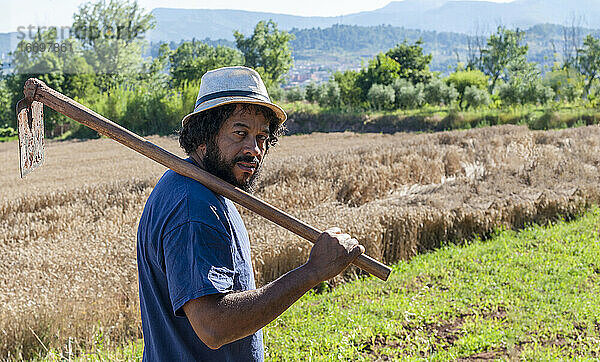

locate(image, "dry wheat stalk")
[[1, 125, 600, 358]]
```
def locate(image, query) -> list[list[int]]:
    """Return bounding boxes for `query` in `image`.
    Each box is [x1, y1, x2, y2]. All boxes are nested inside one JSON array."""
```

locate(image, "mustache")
[[233, 155, 260, 165]]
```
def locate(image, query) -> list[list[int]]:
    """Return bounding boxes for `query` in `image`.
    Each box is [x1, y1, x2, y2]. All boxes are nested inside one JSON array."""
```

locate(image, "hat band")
[[195, 90, 271, 109]]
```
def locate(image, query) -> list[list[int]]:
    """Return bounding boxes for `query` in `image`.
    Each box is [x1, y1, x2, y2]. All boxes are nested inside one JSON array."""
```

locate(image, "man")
[[137, 66, 364, 361]]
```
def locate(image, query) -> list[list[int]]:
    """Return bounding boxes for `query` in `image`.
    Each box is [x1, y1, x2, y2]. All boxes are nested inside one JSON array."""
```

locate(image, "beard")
[[201, 139, 263, 193]]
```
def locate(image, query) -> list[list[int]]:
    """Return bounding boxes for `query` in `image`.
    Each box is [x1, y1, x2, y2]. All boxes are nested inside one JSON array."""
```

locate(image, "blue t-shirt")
[[136, 157, 264, 361]]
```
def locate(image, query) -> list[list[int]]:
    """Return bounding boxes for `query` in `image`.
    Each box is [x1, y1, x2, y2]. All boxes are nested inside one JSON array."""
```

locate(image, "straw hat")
[[181, 66, 287, 127]]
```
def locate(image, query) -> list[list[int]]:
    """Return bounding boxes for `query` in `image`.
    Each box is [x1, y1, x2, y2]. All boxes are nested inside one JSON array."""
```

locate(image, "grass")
[[0, 135, 17, 142], [38, 206, 600, 360], [264, 207, 600, 360], [279, 101, 600, 134]]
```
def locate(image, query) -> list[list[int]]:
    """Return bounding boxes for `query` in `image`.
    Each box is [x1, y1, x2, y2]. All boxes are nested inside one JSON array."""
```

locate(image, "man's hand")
[[183, 227, 364, 349], [305, 227, 365, 283]]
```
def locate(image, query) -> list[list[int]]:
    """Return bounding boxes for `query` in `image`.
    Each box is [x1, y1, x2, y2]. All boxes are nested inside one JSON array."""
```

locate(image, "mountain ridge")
[[147, 0, 600, 42]]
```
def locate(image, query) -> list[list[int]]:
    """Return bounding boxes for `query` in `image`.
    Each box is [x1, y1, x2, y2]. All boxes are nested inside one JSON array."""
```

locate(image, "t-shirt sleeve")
[[163, 220, 236, 317]]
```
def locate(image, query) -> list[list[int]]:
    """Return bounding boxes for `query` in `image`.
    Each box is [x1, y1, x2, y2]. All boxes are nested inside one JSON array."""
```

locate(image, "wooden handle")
[[24, 78, 392, 281]]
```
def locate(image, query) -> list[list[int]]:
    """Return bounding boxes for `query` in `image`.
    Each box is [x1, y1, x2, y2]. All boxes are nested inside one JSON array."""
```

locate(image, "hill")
[[149, 23, 600, 76], [289, 23, 600, 74], [147, 0, 600, 42]]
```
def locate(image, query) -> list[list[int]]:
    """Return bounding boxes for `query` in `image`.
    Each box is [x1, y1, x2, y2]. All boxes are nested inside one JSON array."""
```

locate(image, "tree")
[[71, 0, 156, 90], [72, 0, 154, 46], [561, 15, 584, 69], [463, 86, 490, 109], [318, 81, 342, 109], [141, 42, 171, 87], [285, 86, 305, 102], [446, 69, 488, 109], [368, 84, 395, 110], [8, 28, 99, 135], [356, 40, 433, 104], [576, 35, 600, 96], [0, 78, 12, 127], [356, 53, 402, 102], [234, 20, 294, 88], [305, 82, 320, 103], [543, 67, 584, 102], [424, 78, 458, 106], [479, 26, 529, 92], [466, 27, 486, 71], [385, 39, 433, 84], [332, 70, 363, 108], [391, 78, 424, 109], [169, 41, 244, 87], [359, 53, 402, 86], [498, 60, 554, 106]]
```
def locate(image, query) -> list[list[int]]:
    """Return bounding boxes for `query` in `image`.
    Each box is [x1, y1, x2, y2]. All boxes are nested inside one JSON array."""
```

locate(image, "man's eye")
[[257, 135, 268, 141], [235, 131, 247, 137]]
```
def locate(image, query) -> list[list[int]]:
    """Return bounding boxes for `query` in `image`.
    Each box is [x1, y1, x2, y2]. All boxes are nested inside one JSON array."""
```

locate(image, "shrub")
[[0, 127, 16, 138], [285, 86, 305, 102], [305, 82, 320, 103], [446, 69, 488, 109], [0, 80, 12, 128], [318, 81, 342, 109], [424, 78, 458, 106], [530, 108, 566, 130], [463, 85, 491, 109], [531, 82, 555, 105], [498, 79, 555, 106], [368, 83, 395, 110], [392, 78, 424, 109], [497, 81, 519, 106]]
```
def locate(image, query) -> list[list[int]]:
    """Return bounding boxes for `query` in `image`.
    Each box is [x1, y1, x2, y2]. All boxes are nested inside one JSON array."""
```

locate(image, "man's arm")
[[182, 227, 364, 349]]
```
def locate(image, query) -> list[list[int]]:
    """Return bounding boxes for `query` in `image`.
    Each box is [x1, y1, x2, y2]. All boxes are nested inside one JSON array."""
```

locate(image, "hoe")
[[16, 78, 391, 281]]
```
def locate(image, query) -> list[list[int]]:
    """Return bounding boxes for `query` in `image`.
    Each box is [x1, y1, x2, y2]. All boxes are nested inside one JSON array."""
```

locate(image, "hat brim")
[[181, 96, 287, 127]]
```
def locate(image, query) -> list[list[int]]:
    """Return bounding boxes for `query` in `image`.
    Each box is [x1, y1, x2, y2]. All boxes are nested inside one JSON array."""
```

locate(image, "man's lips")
[[236, 161, 257, 173]]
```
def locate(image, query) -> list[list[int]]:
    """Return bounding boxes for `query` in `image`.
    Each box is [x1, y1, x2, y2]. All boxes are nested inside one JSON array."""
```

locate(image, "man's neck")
[[190, 150, 205, 169]]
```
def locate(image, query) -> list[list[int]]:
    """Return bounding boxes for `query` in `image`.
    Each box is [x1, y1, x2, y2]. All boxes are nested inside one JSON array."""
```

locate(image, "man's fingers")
[[348, 239, 364, 256], [337, 233, 352, 242], [326, 227, 342, 234], [342, 237, 358, 248], [354, 244, 365, 256]]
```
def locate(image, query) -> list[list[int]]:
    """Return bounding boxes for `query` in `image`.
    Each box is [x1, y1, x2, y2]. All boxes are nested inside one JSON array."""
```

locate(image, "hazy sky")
[[1, 0, 515, 33]]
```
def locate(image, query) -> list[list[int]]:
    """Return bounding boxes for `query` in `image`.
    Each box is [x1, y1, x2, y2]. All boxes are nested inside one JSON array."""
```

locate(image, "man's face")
[[197, 104, 270, 192]]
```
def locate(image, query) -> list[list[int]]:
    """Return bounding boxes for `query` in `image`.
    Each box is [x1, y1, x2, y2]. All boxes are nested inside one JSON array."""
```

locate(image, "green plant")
[[463, 85, 491, 109], [446, 69, 488, 109], [367, 83, 395, 110], [0, 127, 17, 138], [392, 78, 424, 109], [285, 86, 305, 102], [424, 78, 458, 106]]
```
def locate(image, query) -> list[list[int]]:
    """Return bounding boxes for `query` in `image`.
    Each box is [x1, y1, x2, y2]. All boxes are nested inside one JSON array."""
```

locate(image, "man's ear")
[[195, 144, 207, 158]]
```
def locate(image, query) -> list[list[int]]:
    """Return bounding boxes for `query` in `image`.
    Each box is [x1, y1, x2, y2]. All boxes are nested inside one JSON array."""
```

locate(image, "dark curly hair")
[[179, 103, 286, 155]]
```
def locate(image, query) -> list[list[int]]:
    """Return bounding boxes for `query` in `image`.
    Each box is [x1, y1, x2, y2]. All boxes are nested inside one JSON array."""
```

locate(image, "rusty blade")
[[16, 99, 45, 178]]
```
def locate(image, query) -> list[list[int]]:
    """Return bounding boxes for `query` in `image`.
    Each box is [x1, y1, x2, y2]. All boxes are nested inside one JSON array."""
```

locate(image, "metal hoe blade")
[[16, 99, 45, 178]]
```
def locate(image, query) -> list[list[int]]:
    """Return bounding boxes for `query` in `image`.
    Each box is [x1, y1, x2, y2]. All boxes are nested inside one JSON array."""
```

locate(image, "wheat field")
[[1, 125, 600, 359]]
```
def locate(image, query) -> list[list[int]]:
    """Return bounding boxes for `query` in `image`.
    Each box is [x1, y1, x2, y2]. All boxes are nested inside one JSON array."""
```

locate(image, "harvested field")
[[1, 125, 600, 358]]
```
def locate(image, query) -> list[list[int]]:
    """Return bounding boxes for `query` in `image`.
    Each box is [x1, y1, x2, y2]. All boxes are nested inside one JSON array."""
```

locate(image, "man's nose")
[[243, 137, 262, 158]]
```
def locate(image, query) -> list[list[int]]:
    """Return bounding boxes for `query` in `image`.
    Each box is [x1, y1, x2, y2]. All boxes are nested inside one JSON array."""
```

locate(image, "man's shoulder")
[[152, 168, 223, 211], [147, 167, 232, 237]]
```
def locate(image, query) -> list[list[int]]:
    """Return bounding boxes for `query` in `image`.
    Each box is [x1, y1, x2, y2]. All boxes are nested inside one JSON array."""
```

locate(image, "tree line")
[[2, 0, 600, 139], [285, 26, 600, 114], [0, 0, 293, 138]]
